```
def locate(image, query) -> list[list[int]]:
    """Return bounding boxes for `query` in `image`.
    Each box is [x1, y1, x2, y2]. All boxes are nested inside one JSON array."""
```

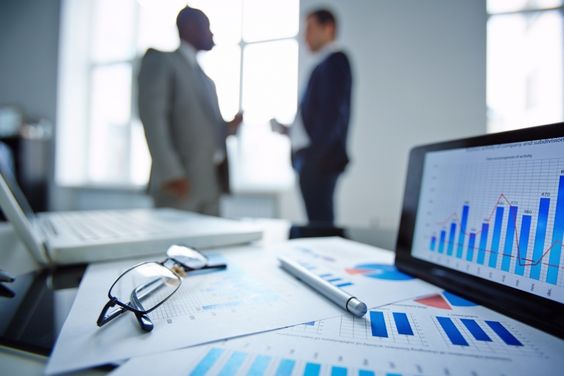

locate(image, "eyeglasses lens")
[[166, 245, 208, 269], [109, 262, 181, 312]]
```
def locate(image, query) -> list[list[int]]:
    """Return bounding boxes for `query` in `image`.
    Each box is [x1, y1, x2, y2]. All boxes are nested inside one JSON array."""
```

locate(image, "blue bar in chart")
[[485, 321, 523, 346], [275, 359, 296, 376], [439, 230, 446, 253], [369, 311, 388, 338], [218, 352, 247, 376], [437, 317, 469, 346], [331, 366, 347, 376], [358, 371, 375, 376], [320, 274, 354, 289], [336, 282, 354, 288], [460, 319, 492, 342], [247, 355, 271, 376], [477, 222, 489, 265], [456, 205, 470, 258], [547, 175, 564, 285], [303, 362, 321, 376], [326, 278, 343, 283], [392, 312, 414, 336], [501, 206, 518, 271], [447, 222, 457, 256], [466, 233, 476, 262], [515, 214, 532, 276], [430, 236, 436, 251], [489, 206, 505, 268], [191, 348, 224, 376], [530, 197, 550, 280]]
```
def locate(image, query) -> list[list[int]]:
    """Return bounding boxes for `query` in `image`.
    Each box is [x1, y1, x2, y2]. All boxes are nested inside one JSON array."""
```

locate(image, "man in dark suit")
[[274, 9, 352, 225]]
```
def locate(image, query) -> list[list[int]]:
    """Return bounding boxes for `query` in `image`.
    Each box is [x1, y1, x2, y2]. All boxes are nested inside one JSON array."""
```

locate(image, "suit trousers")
[[298, 163, 340, 225]]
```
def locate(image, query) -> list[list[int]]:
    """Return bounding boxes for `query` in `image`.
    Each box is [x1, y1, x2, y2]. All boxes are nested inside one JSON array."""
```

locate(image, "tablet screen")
[[411, 137, 564, 304]]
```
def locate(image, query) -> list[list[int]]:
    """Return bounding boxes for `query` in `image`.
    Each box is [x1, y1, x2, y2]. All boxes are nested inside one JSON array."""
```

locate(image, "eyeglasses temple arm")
[[130, 288, 154, 332]]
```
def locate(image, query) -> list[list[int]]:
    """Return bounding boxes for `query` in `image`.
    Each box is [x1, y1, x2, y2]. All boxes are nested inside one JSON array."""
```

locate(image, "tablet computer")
[[395, 122, 564, 338]]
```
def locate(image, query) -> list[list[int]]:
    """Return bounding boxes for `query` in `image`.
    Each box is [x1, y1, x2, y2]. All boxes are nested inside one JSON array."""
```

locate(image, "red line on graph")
[[433, 193, 561, 268]]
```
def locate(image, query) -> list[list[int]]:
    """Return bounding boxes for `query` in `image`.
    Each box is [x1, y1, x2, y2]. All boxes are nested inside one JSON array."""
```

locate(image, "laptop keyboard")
[[44, 211, 178, 241]]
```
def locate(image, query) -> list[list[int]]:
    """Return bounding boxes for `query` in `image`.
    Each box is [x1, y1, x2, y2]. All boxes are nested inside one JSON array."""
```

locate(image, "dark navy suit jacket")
[[294, 51, 352, 173]]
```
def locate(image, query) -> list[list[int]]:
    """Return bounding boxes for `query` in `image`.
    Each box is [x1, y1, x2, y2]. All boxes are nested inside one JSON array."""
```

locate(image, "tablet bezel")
[[395, 122, 564, 339]]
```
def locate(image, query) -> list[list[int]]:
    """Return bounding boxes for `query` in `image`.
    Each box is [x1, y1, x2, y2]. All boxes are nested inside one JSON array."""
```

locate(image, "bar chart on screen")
[[412, 139, 564, 303]]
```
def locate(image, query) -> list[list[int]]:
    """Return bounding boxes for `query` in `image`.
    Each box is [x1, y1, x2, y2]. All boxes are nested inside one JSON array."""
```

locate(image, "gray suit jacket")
[[137, 48, 227, 211]]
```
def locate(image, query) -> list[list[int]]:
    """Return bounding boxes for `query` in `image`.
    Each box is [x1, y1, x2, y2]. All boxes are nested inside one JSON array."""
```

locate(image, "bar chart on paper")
[[114, 291, 564, 376], [412, 139, 564, 303], [188, 346, 423, 376]]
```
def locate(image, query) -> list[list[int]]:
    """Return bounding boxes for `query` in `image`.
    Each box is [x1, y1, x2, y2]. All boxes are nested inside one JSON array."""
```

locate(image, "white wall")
[[280, 0, 487, 241], [0, 0, 60, 124]]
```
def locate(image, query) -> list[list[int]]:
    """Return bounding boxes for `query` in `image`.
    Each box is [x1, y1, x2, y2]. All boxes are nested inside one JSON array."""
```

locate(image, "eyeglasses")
[[96, 245, 226, 332]]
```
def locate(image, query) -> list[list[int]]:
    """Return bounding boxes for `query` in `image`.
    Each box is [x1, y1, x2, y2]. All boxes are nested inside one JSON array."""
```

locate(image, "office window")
[[487, 0, 563, 132], [57, 0, 298, 188]]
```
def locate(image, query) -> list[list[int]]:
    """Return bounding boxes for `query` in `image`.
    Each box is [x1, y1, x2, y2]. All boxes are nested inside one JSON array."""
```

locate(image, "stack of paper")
[[46, 238, 563, 375]]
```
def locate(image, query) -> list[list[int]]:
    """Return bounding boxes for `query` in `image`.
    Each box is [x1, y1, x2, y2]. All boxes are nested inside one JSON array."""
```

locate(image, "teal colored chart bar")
[[190, 348, 224, 376], [530, 197, 550, 280], [477, 222, 489, 264], [447, 222, 457, 255], [514, 214, 532, 276], [331, 366, 347, 376], [466, 233, 476, 262], [547, 175, 564, 284], [430, 236, 437, 251], [439, 230, 446, 253], [456, 205, 470, 258], [358, 371, 375, 376], [501, 206, 518, 271], [489, 207, 505, 268], [218, 352, 247, 376], [275, 359, 296, 376], [303, 362, 321, 376], [247, 355, 271, 376]]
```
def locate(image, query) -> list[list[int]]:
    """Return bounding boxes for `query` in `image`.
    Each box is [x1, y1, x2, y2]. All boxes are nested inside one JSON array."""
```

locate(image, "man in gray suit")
[[138, 6, 242, 216]]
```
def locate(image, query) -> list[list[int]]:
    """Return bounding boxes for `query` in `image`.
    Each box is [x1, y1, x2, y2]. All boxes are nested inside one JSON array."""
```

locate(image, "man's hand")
[[162, 178, 190, 200], [270, 118, 290, 135], [227, 112, 243, 135]]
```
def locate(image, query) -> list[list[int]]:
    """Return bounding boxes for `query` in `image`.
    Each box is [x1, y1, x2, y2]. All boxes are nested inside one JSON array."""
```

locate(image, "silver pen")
[[278, 256, 368, 318]]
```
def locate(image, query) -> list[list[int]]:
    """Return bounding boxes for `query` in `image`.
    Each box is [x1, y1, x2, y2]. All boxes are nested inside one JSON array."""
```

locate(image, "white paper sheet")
[[47, 238, 441, 375], [278, 237, 442, 308], [46, 245, 343, 375], [114, 292, 564, 376]]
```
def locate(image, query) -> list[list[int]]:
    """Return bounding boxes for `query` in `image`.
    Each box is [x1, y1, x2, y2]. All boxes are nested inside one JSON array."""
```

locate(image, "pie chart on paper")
[[414, 291, 478, 310], [345, 263, 414, 281]]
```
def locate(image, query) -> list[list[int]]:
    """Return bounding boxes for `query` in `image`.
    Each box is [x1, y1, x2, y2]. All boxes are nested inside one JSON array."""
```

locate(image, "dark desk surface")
[[0, 224, 396, 358]]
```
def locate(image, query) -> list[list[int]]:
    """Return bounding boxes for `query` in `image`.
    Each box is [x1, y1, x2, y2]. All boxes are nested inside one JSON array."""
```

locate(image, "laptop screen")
[[411, 136, 564, 305]]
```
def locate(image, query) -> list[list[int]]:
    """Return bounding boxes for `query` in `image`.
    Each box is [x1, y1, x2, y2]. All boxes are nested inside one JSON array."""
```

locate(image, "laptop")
[[0, 172, 262, 265], [394, 122, 564, 338]]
